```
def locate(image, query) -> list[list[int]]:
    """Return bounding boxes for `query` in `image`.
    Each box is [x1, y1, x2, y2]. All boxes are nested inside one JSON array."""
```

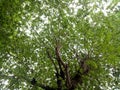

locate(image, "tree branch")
[[55, 45, 66, 68], [46, 48, 64, 89], [65, 64, 72, 89], [46, 48, 58, 73]]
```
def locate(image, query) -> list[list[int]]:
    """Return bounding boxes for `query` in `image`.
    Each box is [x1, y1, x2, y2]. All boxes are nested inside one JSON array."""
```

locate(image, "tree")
[[0, 0, 120, 90]]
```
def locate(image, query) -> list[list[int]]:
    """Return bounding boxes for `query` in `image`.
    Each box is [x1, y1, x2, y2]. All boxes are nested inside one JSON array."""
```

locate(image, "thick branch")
[[65, 64, 72, 89], [46, 48, 64, 89], [55, 46, 66, 68], [55, 45, 66, 79], [46, 48, 58, 73]]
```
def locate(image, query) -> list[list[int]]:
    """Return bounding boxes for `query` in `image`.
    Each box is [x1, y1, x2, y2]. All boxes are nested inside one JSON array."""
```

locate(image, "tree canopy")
[[0, 0, 120, 90]]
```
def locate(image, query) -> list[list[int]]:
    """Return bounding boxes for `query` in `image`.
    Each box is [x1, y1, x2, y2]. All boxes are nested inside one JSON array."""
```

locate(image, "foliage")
[[0, 0, 120, 90]]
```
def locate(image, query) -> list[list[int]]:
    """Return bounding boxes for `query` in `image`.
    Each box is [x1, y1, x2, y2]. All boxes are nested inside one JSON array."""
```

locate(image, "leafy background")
[[0, 0, 120, 90]]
